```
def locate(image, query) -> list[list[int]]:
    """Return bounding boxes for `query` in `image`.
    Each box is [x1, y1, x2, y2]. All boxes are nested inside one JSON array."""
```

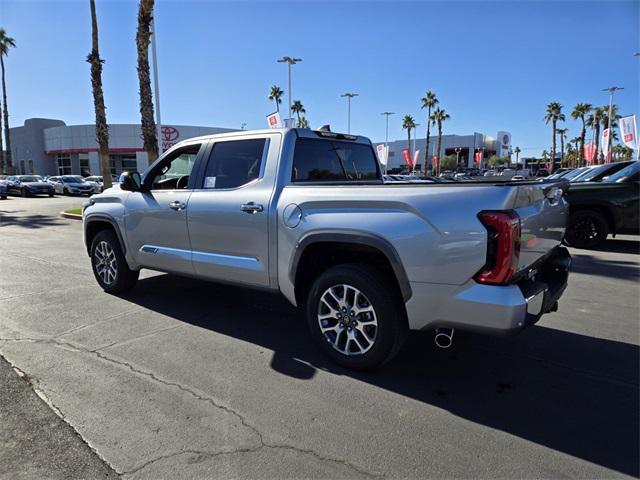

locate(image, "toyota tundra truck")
[[83, 128, 571, 369]]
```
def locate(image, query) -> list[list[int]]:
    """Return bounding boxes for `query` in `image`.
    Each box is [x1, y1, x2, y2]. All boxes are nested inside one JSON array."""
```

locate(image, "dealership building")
[[8, 118, 236, 176], [377, 131, 512, 170]]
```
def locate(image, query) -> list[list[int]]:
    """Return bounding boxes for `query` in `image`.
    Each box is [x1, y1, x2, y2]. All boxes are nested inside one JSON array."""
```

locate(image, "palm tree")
[[586, 106, 605, 164], [544, 102, 565, 171], [420, 90, 438, 173], [514, 146, 521, 166], [86, 0, 112, 189], [401, 114, 416, 160], [268, 85, 284, 113], [0, 29, 16, 174], [291, 100, 305, 127], [136, 0, 158, 166], [430, 108, 450, 176], [556, 127, 568, 166], [571, 103, 592, 166], [298, 117, 309, 129]]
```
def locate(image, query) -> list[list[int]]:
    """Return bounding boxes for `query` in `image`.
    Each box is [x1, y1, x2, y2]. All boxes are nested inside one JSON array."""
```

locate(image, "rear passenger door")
[[187, 134, 280, 287]]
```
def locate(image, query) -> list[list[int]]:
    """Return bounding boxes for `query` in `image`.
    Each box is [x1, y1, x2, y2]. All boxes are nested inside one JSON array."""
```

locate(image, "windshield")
[[603, 162, 640, 183], [62, 176, 85, 183], [572, 164, 612, 182], [562, 167, 588, 181], [19, 176, 42, 182]]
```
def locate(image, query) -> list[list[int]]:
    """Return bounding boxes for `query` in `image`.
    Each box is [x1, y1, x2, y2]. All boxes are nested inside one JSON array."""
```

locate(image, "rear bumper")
[[404, 247, 571, 334]]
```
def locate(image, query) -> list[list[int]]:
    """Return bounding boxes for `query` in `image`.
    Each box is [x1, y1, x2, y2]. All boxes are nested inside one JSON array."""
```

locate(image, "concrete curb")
[[60, 212, 82, 221]]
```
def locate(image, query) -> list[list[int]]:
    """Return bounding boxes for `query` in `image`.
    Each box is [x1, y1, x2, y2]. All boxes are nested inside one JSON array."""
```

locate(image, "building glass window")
[[79, 153, 90, 176], [57, 154, 72, 175]]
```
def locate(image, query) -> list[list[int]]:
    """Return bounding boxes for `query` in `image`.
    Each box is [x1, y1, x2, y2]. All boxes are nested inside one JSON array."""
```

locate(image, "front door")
[[187, 135, 278, 287], [125, 142, 204, 276]]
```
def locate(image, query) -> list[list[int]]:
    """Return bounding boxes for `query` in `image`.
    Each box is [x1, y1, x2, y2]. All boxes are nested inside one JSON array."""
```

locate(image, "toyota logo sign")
[[162, 126, 179, 142]]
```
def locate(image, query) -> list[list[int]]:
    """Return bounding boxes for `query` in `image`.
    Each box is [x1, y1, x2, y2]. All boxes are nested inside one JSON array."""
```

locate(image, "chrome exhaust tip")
[[434, 328, 455, 349]]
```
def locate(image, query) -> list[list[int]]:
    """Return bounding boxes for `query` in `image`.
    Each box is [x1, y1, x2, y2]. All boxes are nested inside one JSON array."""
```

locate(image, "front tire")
[[306, 263, 407, 370], [565, 210, 608, 249], [90, 230, 139, 293]]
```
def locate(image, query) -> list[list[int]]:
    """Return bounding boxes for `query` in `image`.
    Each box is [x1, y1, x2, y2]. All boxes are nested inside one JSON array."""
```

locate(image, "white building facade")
[[9, 118, 236, 176]]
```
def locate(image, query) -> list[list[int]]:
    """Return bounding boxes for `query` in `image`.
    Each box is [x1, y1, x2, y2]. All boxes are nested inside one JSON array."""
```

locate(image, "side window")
[[150, 144, 201, 190], [292, 138, 380, 182], [202, 139, 266, 189]]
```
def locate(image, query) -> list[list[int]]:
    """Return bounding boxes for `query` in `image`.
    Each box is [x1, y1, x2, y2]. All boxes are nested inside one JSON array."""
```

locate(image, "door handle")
[[240, 202, 264, 214], [168, 200, 186, 211]]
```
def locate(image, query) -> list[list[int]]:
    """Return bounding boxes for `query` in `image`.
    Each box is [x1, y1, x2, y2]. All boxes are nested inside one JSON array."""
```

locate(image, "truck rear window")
[[292, 138, 380, 182]]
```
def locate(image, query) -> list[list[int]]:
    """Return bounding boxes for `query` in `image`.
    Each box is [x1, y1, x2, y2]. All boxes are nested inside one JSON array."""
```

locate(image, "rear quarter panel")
[[276, 184, 520, 305]]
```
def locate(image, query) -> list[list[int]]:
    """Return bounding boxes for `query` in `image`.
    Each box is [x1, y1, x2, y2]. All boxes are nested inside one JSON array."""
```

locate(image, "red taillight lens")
[[474, 211, 521, 285]]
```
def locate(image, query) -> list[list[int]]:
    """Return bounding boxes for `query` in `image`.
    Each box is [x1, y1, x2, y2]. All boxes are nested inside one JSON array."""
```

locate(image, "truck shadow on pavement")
[[570, 253, 640, 282], [0, 212, 67, 229], [121, 274, 639, 478]]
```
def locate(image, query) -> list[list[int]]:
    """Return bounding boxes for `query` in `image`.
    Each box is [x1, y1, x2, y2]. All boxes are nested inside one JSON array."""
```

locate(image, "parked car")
[[5, 175, 54, 197], [0, 180, 7, 199], [48, 175, 95, 196], [85, 175, 119, 192], [564, 161, 639, 248], [83, 128, 570, 369], [570, 161, 634, 183]]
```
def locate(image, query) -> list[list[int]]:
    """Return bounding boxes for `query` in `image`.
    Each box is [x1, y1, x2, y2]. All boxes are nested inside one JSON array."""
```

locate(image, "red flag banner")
[[474, 151, 482, 164], [402, 149, 413, 167], [584, 142, 596, 164]]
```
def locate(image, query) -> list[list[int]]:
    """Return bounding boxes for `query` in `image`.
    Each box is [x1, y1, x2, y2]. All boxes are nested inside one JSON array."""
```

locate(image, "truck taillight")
[[474, 211, 521, 285]]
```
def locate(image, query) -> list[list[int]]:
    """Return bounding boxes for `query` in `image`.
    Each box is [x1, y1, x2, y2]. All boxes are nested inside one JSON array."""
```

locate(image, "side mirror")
[[119, 171, 141, 192]]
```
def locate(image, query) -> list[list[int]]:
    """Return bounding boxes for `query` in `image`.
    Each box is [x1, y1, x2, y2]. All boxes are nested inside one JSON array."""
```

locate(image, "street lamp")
[[150, 18, 163, 155], [340, 93, 359, 134], [602, 86, 624, 163], [412, 123, 421, 161], [277, 56, 302, 127], [380, 112, 395, 146], [455, 147, 462, 170]]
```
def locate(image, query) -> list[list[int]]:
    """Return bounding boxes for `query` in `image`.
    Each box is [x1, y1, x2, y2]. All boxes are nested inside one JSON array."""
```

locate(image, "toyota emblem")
[[161, 126, 179, 142]]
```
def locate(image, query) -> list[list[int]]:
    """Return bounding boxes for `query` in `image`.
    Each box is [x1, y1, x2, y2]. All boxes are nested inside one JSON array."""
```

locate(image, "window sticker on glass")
[[204, 176, 217, 189]]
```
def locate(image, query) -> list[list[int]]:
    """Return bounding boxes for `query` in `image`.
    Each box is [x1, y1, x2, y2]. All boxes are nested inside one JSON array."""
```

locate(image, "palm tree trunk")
[[424, 107, 431, 175], [87, 0, 112, 189], [436, 124, 443, 176], [275, 101, 279, 113], [136, 0, 158, 166], [560, 136, 565, 167], [550, 120, 556, 172], [1, 55, 13, 174], [579, 118, 586, 167]]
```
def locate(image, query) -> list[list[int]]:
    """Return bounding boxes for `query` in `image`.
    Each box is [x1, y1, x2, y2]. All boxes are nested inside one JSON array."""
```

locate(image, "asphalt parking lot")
[[1, 195, 638, 479]]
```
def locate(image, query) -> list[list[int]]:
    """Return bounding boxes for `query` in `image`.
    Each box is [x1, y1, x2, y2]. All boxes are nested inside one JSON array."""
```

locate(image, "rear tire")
[[306, 263, 407, 370], [90, 230, 139, 293], [565, 210, 608, 249]]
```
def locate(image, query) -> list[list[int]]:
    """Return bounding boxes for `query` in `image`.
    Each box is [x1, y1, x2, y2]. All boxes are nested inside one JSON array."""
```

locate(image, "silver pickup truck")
[[83, 128, 571, 369]]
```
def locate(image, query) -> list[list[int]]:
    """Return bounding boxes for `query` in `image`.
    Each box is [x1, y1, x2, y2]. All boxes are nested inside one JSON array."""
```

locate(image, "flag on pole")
[[474, 151, 483, 165], [413, 150, 420, 169], [376, 144, 388, 166], [402, 149, 413, 167], [619, 115, 638, 150], [584, 142, 596, 164], [601, 128, 610, 162]]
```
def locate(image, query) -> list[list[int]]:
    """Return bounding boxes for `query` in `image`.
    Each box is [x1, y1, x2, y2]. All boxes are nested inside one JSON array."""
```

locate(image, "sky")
[[1, 0, 639, 156]]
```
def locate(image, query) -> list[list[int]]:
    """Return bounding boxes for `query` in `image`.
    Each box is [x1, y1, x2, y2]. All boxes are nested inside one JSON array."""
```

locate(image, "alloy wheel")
[[94, 240, 117, 285], [317, 284, 378, 356]]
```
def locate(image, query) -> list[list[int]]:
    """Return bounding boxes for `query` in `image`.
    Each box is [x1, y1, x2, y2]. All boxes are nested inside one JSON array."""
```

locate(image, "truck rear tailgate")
[[511, 182, 569, 272]]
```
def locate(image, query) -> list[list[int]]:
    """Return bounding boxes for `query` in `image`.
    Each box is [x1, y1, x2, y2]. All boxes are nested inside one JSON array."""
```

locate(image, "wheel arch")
[[569, 203, 617, 235], [290, 231, 412, 308], [84, 215, 127, 256]]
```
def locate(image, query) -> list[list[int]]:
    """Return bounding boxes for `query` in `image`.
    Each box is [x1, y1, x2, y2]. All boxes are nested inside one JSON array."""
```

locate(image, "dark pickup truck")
[[565, 161, 639, 248]]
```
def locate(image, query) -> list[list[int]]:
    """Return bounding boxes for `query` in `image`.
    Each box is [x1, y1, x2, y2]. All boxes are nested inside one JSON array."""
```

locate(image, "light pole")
[[380, 112, 394, 174], [340, 93, 359, 134], [602, 86, 623, 163], [455, 147, 462, 170], [412, 123, 421, 168], [277, 56, 302, 127], [150, 18, 163, 155]]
